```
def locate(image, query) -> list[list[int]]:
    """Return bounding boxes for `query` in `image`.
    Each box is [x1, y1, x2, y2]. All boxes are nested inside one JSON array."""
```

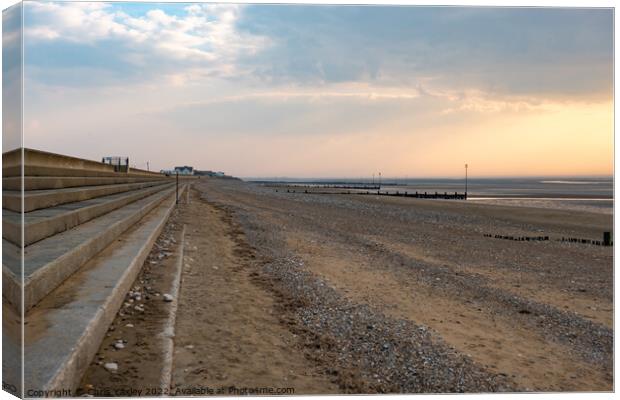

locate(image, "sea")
[[247, 177, 614, 215]]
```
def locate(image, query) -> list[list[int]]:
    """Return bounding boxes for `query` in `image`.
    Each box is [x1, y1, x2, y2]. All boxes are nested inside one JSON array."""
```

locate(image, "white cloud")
[[26, 26, 60, 40], [3, 3, 22, 48], [2, 29, 21, 46], [24, 2, 270, 77]]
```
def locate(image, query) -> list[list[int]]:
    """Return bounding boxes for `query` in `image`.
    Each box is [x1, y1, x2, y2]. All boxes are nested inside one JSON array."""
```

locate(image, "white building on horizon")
[[174, 166, 194, 175], [160, 166, 194, 176]]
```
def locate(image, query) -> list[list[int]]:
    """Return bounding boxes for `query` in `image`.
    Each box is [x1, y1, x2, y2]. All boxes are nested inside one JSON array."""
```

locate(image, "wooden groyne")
[[369, 191, 467, 200], [267, 183, 381, 190], [278, 188, 467, 200], [484, 232, 613, 247], [559, 236, 613, 247], [484, 233, 549, 242]]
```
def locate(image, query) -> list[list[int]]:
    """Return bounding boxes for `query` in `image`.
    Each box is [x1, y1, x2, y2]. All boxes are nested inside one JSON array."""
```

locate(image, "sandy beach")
[[80, 178, 613, 394]]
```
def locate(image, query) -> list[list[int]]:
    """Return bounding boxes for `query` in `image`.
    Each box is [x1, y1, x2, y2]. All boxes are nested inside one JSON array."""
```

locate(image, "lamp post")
[[465, 163, 468, 199]]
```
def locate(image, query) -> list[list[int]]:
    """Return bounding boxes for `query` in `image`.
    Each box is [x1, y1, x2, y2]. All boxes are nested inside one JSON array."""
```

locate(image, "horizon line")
[[240, 174, 614, 180]]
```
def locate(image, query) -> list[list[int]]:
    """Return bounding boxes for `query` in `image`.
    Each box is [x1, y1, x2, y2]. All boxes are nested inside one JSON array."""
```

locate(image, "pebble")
[[104, 363, 118, 373], [163, 294, 174, 302], [114, 342, 125, 350]]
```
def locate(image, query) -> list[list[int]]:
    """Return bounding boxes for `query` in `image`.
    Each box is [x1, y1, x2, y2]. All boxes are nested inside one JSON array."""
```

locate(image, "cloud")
[[23, 3, 612, 103], [138, 83, 548, 141], [3, 2, 21, 54], [236, 6, 613, 101], [3, 2, 23, 152], [25, 2, 127, 43], [23, 1, 270, 84]]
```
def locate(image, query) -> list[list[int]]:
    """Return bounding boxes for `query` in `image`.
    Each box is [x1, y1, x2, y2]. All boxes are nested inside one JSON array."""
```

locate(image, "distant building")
[[102, 156, 129, 172], [174, 166, 194, 175], [159, 166, 194, 176]]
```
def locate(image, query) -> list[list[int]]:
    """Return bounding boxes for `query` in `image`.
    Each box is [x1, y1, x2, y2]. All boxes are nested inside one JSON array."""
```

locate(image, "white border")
[[0, 1, 615, 400]]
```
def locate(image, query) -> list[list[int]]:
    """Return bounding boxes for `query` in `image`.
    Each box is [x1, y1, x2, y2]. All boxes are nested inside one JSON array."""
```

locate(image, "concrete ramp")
[[2, 148, 184, 396]]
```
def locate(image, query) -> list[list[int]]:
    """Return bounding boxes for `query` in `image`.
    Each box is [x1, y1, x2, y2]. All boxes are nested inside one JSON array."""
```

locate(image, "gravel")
[[196, 179, 612, 392], [262, 257, 515, 393]]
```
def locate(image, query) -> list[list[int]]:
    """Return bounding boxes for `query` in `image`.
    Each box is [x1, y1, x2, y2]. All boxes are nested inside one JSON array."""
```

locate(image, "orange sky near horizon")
[[179, 99, 614, 179], [19, 94, 613, 179]]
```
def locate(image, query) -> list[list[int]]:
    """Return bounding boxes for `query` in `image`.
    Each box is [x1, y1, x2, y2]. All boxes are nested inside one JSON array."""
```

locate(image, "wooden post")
[[604, 231, 612, 246], [465, 163, 468, 199]]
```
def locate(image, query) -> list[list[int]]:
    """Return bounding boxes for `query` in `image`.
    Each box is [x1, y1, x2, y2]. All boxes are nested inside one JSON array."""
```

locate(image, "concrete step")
[[2, 301, 22, 397], [3, 180, 172, 213], [3, 148, 161, 178], [21, 185, 184, 394], [3, 176, 167, 191], [2, 186, 177, 313], [6, 166, 165, 178], [3, 183, 174, 246]]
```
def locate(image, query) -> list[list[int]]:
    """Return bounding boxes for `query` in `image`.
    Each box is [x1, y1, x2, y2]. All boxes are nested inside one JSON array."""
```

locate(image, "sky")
[[3, 2, 614, 178]]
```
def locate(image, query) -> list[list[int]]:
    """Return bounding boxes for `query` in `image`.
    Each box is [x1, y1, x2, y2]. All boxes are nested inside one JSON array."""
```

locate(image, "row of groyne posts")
[[275, 185, 467, 200], [271, 185, 611, 247], [363, 190, 466, 200], [484, 231, 613, 247]]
